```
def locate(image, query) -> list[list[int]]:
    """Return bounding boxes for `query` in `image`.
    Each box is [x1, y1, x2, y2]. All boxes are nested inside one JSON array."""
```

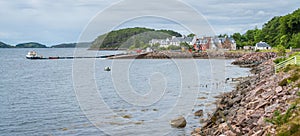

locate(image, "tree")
[[289, 33, 300, 48], [280, 35, 288, 46], [187, 33, 196, 37], [276, 44, 286, 56], [254, 29, 263, 43], [232, 33, 242, 47], [180, 42, 192, 49]]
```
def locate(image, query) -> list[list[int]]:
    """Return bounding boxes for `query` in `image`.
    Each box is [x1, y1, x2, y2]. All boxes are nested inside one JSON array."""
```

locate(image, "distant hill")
[[16, 42, 47, 48], [0, 41, 13, 48], [90, 27, 182, 50], [51, 42, 92, 48]]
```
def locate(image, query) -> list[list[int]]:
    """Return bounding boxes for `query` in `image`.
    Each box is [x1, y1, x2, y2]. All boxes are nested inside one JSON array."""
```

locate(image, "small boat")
[[26, 51, 44, 59], [104, 66, 111, 71]]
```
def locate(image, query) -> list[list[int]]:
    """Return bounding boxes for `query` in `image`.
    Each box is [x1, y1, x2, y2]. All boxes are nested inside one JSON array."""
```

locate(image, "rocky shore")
[[109, 51, 248, 59], [192, 52, 300, 136], [231, 52, 277, 67]]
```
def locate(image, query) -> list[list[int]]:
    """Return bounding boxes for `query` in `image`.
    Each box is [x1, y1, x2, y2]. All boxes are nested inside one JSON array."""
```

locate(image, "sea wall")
[[191, 53, 300, 136]]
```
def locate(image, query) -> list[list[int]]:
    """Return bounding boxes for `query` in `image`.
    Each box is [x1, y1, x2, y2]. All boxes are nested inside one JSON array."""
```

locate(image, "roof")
[[170, 36, 194, 43], [256, 42, 271, 47]]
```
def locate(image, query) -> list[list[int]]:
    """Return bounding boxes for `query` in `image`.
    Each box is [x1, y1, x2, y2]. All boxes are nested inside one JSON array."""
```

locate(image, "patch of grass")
[[265, 104, 297, 126], [279, 78, 289, 86], [279, 68, 300, 86], [274, 57, 287, 64], [276, 100, 300, 136], [278, 124, 300, 136], [289, 74, 300, 82]]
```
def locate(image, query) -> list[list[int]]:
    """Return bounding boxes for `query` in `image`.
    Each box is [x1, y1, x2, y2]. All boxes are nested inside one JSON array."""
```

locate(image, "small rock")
[[194, 127, 201, 133], [170, 116, 187, 128], [275, 86, 283, 93], [194, 109, 203, 117], [257, 117, 265, 126], [198, 96, 207, 100]]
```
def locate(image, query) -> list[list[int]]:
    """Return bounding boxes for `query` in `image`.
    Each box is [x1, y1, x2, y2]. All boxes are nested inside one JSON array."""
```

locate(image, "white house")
[[255, 41, 271, 50], [149, 36, 197, 48]]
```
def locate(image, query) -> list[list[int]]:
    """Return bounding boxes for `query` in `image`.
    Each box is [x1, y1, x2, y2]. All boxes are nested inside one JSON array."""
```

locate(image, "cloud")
[[0, 0, 299, 45]]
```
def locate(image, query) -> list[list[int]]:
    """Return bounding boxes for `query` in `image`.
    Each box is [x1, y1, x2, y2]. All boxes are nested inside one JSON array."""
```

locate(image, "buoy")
[[104, 66, 111, 71]]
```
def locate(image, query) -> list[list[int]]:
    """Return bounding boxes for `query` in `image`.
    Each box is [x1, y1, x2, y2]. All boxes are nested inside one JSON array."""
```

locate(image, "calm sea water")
[[0, 48, 251, 136]]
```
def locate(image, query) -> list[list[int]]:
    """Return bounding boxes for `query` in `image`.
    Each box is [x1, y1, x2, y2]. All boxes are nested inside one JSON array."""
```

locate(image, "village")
[[148, 35, 272, 52]]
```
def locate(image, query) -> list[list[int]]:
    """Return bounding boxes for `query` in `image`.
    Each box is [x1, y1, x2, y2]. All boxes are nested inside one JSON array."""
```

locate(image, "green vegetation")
[[16, 42, 47, 48], [156, 29, 182, 37], [274, 57, 287, 64], [273, 65, 300, 136], [180, 42, 192, 49], [187, 33, 196, 37], [51, 42, 91, 48], [265, 104, 297, 126], [232, 8, 300, 49], [90, 27, 182, 50], [276, 45, 287, 56], [279, 65, 300, 86], [0, 41, 13, 48], [276, 101, 300, 136]]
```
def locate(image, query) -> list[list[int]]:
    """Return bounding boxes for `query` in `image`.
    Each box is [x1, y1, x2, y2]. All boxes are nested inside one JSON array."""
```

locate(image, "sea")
[[0, 48, 251, 136]]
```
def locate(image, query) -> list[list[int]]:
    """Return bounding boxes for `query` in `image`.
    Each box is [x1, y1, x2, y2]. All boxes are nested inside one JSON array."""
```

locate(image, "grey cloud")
[[0, 0, 299, 45]]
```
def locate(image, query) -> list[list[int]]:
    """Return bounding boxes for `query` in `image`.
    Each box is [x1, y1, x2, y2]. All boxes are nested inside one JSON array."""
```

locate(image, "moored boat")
[[26, 51, 44, 59]]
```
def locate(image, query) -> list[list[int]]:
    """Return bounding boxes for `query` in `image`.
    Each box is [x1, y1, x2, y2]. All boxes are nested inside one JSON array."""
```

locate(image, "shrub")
[[274, 57, 287, 64], [279, 78, 289, 86]]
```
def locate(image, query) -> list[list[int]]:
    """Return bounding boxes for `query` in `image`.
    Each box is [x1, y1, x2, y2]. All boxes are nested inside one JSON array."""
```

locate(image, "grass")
[[276, 101, 300, 136], [270, 64, 300, 135], [265, 104, 297, 126]]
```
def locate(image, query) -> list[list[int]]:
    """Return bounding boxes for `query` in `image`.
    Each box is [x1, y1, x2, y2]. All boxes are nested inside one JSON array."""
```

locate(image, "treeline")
[[90, 27, 182, 50], [0, 42, 47, 48], [232, 8, 300, 49]]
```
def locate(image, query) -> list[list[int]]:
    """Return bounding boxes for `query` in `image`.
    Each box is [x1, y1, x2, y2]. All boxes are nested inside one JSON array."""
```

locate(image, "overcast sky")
[[0, 0, 299, 45]]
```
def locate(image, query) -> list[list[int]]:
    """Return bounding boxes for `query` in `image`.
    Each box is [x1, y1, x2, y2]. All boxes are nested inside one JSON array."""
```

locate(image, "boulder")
[[194, 109, 203, 117], [170, 116, 187, 128]]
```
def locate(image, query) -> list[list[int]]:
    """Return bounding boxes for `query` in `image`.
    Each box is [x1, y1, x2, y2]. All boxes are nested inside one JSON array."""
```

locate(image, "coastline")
[[107, 51, 249, 59], [192, 52, 300, 135]]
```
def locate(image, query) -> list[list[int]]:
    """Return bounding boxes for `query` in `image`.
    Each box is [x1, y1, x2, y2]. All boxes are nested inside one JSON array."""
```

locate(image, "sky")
[[0, 0, 299, 46]]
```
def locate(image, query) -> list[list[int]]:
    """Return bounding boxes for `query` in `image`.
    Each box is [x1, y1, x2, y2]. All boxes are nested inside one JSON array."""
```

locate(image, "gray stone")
[[170, 116, 187, 128], [275, 86, 283, 93], [194, 109, 203, 117]]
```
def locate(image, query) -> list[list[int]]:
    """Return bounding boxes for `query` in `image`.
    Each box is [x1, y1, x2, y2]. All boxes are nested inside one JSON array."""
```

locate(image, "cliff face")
[[192, 54, 300, 136]]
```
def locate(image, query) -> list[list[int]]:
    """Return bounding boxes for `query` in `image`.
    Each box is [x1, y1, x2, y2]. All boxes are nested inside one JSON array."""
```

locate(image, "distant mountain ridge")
[[51, 42, 91, 48], [16, 42, 47, 48], [0, 41, 92, 48], [0, 41, 12, 48]]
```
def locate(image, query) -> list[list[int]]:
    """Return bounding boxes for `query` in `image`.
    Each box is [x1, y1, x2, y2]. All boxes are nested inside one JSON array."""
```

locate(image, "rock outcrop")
[[231, 52, 277, 67]]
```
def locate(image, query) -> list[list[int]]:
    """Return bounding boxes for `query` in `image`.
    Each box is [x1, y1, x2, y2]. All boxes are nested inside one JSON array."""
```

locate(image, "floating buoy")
[[104, 66, 111, 71]]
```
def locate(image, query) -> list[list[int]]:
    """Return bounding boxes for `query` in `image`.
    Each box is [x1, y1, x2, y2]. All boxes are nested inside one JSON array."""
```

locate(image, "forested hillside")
[[90, 27, 182, 50], [232, 8, 300, 48], [16, 42, 47, 48]]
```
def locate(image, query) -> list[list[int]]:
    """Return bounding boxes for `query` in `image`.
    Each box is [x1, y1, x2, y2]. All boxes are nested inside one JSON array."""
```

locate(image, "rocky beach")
[[191, 52, 300, 136]]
